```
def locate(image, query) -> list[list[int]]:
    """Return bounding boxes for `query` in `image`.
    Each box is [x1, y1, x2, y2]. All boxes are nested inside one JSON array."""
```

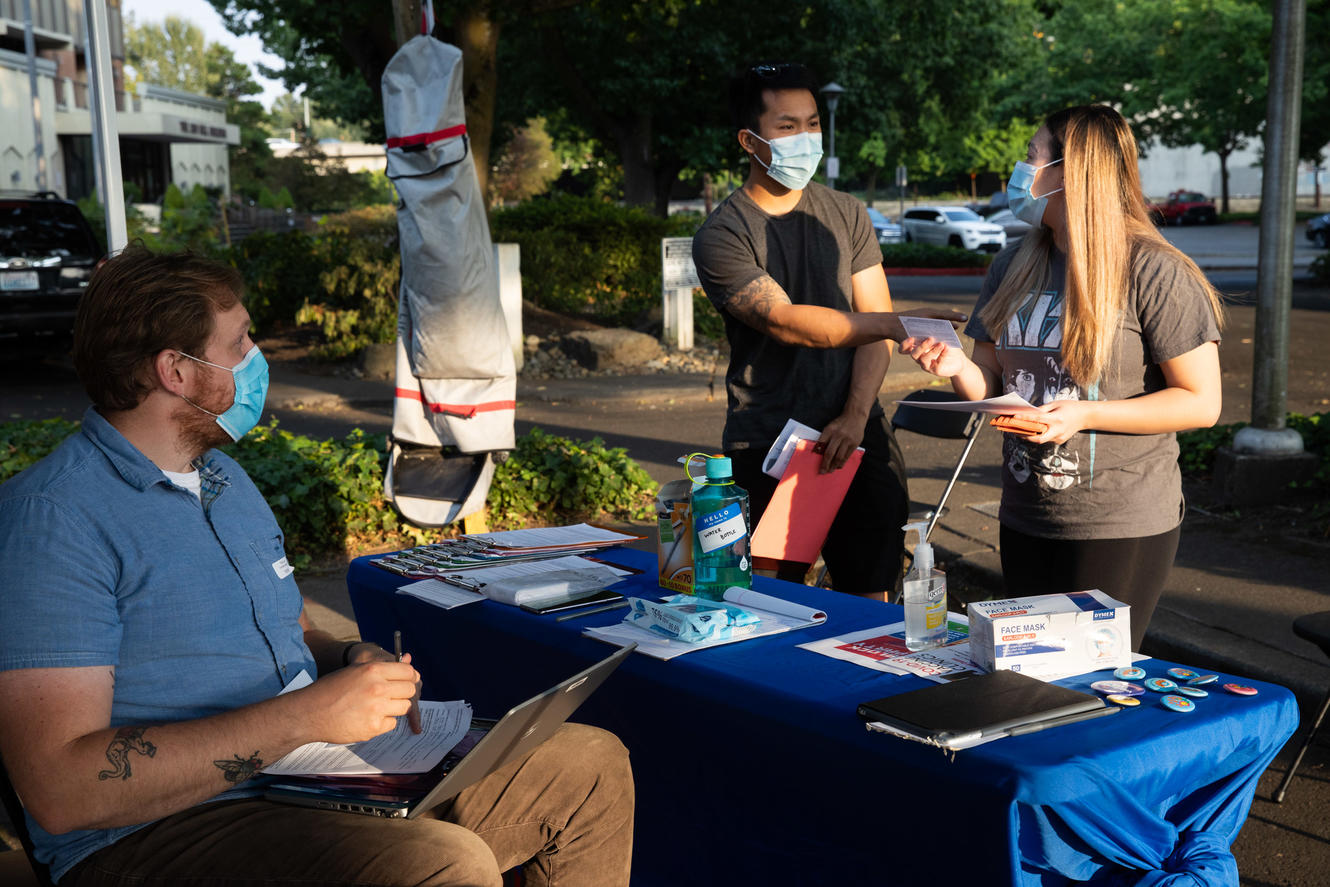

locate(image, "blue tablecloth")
[[346, 548, 1298, 886]]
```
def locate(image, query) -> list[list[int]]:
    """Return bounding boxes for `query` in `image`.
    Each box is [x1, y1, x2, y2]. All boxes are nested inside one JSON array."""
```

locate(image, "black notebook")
[[857, 669, 1114, 749]]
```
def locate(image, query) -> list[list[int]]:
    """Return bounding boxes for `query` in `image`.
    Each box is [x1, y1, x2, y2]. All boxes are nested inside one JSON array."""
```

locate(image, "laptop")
[[264, 644, 635, 818]]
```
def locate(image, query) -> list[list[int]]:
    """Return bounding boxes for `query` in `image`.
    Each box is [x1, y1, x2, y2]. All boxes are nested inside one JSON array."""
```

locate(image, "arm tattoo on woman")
[[98, 727, 156, 781], [728, 276, 791, 329], [214, 752, 265, 784]]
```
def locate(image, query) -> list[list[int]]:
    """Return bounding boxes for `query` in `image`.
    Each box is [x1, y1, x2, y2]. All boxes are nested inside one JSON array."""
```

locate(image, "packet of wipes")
[[624, 595, 761, 644]]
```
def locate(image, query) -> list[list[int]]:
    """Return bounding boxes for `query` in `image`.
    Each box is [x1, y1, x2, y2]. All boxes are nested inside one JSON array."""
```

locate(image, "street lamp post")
[[820, 81, 845, 190]]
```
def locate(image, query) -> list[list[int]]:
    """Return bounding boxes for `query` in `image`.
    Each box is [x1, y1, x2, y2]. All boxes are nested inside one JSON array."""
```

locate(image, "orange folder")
[[751, 438, 863, 565]]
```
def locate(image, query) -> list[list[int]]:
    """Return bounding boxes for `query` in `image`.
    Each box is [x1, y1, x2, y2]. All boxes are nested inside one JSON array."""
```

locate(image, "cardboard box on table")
[[967, 591, 1131, 681]]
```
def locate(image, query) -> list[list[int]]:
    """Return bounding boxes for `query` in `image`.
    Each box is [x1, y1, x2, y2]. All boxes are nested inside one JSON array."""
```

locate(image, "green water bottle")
[[690, 454, 752, 601]]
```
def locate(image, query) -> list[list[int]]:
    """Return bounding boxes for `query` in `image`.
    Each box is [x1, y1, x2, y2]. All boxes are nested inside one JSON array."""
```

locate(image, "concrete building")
[[0, 0, 238, 202], [1136, 138, 1329, 205]]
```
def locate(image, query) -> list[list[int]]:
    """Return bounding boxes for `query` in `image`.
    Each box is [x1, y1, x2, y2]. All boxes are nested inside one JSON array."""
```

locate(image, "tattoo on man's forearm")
[[214, 752, 264, 784], [730, 277, 789, 325], [98, 727, 156, 781]]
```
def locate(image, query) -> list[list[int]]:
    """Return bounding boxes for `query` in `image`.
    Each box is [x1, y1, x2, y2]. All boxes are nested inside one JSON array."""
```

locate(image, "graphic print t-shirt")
[[965, 245, 1221, 540]]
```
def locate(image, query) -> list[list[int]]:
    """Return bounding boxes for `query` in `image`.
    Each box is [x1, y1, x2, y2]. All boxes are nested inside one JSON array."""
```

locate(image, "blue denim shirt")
[[0, 408, 315, 882]]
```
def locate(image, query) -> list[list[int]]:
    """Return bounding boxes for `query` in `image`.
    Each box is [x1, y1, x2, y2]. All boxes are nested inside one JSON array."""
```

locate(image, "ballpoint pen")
[[393, 630, 403, 662], [555, 601, 631, 622]]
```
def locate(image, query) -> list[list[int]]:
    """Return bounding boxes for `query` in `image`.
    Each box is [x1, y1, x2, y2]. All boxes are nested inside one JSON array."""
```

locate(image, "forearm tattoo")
[[729, 276, 791, 328], [98, 727, 157, 781], [214, 752, 265, 785]]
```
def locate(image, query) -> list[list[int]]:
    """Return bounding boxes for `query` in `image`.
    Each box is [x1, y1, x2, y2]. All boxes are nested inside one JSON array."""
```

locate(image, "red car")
[[1149, 190, 1219, 226]]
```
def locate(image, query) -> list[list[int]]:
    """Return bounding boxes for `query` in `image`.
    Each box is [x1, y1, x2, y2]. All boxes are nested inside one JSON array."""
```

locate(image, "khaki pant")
[[66, 724, 634, 887]]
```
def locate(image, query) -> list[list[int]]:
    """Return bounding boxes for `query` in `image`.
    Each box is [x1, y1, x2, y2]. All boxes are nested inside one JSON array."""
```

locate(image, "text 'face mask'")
[[1007, 158, 1064, 226], [178, 344, 269, 441], [746, 129, 823, 191]]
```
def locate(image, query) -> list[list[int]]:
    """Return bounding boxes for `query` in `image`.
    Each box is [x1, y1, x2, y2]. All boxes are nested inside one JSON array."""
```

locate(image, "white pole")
[[22, 0, 47, 192], [83, 0, 127, 253]]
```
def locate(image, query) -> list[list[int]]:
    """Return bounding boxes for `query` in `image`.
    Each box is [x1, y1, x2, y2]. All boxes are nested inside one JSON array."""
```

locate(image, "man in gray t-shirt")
[[691, 63, 955, 598]]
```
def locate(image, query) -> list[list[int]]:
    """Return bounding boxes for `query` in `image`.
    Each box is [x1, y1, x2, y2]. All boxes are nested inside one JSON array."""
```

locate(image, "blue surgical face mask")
[[178, 344, 269, 441], [745, 129, 823, 191], [1007, 158, 1064, 226]]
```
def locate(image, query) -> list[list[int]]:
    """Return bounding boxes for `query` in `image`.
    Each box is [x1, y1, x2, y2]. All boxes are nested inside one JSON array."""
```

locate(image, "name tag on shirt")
[[272, 556, 295, 579]]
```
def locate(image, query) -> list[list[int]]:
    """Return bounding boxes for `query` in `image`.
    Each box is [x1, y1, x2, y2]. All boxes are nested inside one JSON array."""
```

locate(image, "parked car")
[[1150, 190, 1218, 226], [0, 192, 103, 347], [985, 208, 1032, 246], [967, 191, 1009, 219], [900, 205, 1006, 252], [1306, 212, 1330, 249], [865, 207, 904, 244]]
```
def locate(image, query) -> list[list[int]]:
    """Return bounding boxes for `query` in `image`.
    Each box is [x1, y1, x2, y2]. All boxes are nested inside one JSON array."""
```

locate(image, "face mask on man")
[[1007, 158, 1064, 226], [177, 345, 270, 441], [745, 130, 823, 191]]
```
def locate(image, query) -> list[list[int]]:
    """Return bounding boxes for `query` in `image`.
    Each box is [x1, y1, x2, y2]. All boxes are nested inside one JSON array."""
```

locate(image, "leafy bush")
[[880, 242, 994, 268], [226, 206, 401, 356], [2, 418, 658, 567], [296, 206, 402, 359], [1178, 412, 1329, 489], [0, 418, 82, 484], [487, 427, 658, 528], [490, 195, 699, 324]]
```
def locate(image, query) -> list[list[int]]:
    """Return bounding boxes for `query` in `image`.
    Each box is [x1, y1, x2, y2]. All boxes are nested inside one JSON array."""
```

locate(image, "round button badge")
[[1186, 674, 1218, 686], [1166, 667, 1198, 680], [1091, 680, 1145, 697], [1106, 694, 1140, 707], [1113, 666, 1146, 680], [1176, 686, 1209, 698], [1161, 694, 1196, 713], [1224, 683, 1259, 696], [1144, 677, 1178, 692]]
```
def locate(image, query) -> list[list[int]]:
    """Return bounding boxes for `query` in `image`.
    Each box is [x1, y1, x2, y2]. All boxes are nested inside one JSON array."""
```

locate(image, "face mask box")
[[967, 591, 1131, 681], [656, 478, 695, 594]]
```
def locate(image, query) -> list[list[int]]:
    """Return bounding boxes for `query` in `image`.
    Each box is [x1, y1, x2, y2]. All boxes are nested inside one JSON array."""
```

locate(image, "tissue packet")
[[624, 595, 761, 644]]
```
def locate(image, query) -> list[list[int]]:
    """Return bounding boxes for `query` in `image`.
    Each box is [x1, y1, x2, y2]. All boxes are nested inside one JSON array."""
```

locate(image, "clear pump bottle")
[[901, 521, 948, 651]]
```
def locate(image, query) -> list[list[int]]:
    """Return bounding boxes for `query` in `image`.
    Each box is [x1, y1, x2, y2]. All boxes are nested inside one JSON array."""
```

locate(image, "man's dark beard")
[[176, 369, 235, 458]]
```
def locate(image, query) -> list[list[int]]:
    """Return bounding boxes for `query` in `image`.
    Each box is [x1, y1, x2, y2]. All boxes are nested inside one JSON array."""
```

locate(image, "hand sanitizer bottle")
[[902, 521, 947, 651]]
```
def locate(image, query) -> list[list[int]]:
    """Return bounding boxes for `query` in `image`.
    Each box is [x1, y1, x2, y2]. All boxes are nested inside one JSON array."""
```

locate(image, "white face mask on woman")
[[745, 130, 824, 191], [1006, 158, 1064, 226]]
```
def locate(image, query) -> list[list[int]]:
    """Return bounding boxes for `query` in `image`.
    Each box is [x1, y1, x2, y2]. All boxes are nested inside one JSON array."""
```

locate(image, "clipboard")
[[751, 438, 862, 564]]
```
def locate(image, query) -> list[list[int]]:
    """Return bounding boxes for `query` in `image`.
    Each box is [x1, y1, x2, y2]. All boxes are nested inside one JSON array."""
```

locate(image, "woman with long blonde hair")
[[902, 105, 1225, 650]]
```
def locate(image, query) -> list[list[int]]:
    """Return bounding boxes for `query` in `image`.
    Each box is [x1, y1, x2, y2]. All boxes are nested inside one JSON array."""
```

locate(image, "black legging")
[[999, 523, 1182, 652]]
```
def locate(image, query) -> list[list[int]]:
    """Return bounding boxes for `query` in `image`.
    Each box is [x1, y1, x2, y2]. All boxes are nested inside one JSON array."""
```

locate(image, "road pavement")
[[1, 222, 1327, 884]]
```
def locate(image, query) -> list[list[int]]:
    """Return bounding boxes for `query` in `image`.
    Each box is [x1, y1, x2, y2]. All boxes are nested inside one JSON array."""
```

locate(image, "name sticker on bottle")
[[695, 503, 748, 554]]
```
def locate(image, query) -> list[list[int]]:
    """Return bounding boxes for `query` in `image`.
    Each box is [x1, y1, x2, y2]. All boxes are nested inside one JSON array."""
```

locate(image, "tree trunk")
[[618, 114, 655, 210], [652, 158, 685, 218], [865, 168, 878, 206], [452, 9, 500, 199]]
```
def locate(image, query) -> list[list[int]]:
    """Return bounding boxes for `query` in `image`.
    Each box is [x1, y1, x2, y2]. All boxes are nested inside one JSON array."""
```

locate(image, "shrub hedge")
[[0, 419, 658, 570], [490, 194, 700, 325], [880, 242, 994, 268]]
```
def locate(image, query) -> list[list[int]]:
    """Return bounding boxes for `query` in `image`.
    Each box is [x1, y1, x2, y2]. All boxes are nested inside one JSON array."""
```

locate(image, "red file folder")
[[751, 438, 862, 564]]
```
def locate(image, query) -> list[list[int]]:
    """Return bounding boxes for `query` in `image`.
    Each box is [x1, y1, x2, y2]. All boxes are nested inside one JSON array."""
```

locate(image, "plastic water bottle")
[[690, 456, 751, 600]]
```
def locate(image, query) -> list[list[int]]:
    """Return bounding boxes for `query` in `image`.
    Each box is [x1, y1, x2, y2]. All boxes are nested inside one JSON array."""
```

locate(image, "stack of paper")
[[397, 555, 633, 610], [372, 523, 645, 579], [798, 618, 983, 683]]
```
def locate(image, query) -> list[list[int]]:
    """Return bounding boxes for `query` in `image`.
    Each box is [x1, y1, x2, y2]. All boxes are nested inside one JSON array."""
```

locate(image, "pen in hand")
[[393, 630, 403, 662]]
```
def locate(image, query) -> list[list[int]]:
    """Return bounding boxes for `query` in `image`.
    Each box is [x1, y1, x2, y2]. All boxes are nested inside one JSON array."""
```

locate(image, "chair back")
[[0, 758, 54, 887], [890, 390, 979, 440]]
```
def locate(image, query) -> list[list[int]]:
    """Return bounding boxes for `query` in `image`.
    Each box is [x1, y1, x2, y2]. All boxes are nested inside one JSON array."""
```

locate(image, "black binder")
[[857, 669, 1113, 748]]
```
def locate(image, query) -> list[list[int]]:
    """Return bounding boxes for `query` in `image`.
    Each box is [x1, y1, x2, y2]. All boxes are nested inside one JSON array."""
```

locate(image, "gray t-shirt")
[[966, 244, 1222, 539], [693, 183, 884, 450]]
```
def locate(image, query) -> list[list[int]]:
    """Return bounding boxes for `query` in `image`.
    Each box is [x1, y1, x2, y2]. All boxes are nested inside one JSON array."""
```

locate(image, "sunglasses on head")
[[751, 63, 797, 78]]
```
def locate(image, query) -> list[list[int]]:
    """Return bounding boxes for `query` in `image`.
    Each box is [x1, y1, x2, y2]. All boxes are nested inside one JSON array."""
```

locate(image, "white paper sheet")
[[467, 523, 641, 549], [891, 392, 1037, 415], [585, 593, 823, 660], [397, 578, 486, 609], [899, 316, 964, 350], [798, 618, 982, 683], [762, 418, 823, 479], [263, 700, 473, 776]]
